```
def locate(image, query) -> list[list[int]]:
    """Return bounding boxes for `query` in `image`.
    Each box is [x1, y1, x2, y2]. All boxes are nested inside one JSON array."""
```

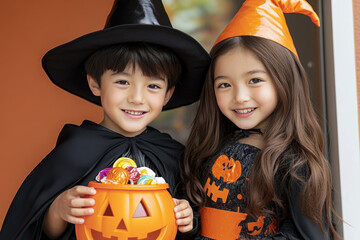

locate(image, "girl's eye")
[[217, 82, 231, 88], [249, 78, 262, 84], [148, 84, 161, 89], [116, 80, 129, 85]]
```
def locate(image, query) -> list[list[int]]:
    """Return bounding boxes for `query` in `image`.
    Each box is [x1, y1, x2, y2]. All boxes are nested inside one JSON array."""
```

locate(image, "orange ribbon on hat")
[[213, 0, 320, 58]]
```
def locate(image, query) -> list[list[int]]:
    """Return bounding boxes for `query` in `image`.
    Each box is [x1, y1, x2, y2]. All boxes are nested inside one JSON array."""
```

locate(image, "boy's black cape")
[[0, 120, 183, 240]]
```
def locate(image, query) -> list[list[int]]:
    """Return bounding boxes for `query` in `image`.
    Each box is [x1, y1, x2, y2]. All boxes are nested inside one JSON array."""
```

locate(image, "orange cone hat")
[[213, 0, 320, 58]]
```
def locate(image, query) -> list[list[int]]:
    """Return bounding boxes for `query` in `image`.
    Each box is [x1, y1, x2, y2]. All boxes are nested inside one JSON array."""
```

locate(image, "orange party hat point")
[[213, 0, 320, 58]]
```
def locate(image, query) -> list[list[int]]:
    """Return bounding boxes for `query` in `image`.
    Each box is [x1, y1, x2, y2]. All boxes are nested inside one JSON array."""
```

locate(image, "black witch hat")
[[42, 0, 210, 110]]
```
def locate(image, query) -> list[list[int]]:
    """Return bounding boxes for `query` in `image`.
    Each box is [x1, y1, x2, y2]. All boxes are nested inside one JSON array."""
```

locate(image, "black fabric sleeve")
[[261, 171, 330, 240], [283, 176, 329, 240]]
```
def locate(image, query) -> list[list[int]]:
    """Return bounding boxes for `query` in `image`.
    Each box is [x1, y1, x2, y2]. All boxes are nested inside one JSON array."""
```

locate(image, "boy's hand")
[[50, 185, 96, 224], [173, 198, 193, 233], [44, 186, 96, 238]]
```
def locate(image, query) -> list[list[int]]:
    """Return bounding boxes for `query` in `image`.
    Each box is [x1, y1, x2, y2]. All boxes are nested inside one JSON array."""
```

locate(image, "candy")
[[95, 168, 112, 182], [137, 175, 156, 185], [155, 177, 166, 184], [113, 157, 137, 169], [102, 179, 118, 184], [95, 159, 167, 185], [106, 167, 129, 184], [137, 167, 156, 177], [127, 166, 141, 184]]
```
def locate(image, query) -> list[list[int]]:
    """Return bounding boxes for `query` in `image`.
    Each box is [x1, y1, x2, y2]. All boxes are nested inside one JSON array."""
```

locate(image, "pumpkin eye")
[[133, 199, 150, 218], [103, 204, 114, 216]]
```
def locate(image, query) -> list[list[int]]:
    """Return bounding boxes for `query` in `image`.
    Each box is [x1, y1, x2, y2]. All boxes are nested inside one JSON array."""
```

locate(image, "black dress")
[[195, 136, 329, 240]]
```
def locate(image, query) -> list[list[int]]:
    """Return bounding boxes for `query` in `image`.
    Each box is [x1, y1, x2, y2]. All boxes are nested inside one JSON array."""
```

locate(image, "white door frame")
[[323, 0, 360, 238]]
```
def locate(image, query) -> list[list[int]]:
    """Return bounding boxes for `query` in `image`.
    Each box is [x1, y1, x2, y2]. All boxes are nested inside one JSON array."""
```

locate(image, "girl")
[[182, 0, 339, 239]]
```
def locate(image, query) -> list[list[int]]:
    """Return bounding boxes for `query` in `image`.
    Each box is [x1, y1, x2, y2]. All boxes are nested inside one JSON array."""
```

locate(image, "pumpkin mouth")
[[90, 228, 163, 240]]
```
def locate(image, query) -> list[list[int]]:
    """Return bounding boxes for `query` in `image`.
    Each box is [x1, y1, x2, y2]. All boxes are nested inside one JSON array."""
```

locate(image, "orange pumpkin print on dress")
[[212, 155, 242, 183], [202, 153, 277, 239], [75, 181, 177, 240], [248, 216, 265, 235], [204, 155, 242, 203]]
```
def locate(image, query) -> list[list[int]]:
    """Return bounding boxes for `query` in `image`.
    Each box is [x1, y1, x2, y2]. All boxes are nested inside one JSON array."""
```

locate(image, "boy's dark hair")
[[84, 42, 182, 91]]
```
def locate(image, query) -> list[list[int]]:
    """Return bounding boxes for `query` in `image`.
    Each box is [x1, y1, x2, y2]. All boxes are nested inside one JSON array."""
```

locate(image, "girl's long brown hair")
[[181, 36, 339, 238]]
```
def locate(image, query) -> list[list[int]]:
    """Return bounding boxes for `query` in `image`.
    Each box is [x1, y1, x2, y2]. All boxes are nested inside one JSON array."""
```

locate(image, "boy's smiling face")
[[87, 64, 174, 137]]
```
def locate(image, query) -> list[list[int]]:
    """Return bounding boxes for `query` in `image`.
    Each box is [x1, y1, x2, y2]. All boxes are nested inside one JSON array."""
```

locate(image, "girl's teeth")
[[235, 108, 254, 114]]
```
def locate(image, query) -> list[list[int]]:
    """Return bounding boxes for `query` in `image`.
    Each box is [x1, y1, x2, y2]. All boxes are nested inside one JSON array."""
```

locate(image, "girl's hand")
[[51, 185, 96, 224], [173, 198, 193, 233]]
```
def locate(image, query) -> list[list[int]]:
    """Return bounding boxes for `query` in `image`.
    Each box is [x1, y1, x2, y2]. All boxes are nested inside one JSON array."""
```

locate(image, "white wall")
[[323, 0, 360, 239]]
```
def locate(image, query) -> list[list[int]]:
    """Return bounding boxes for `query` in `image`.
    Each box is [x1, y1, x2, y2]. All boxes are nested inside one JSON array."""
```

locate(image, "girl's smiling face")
[[214, 46, 278, 132]]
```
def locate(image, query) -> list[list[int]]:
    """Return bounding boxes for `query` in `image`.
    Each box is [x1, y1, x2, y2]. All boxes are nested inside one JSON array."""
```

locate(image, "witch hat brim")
[[42, 0, 210, 110]]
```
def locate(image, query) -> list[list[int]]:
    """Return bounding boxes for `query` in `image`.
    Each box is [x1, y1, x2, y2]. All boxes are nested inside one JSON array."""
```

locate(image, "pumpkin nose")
[[104, 204, 114, 216], [117, 219, 127, 231]]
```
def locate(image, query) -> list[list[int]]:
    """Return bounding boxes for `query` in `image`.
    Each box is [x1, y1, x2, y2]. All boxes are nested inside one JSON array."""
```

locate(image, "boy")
[[0, 0, 209, 239]]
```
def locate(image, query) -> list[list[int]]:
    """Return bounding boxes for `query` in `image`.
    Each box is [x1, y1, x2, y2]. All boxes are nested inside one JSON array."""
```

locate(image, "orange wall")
[[0, 0, 114, 227]]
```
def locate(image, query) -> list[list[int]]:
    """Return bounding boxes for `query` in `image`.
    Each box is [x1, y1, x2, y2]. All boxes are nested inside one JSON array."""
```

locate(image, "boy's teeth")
[[125, 110, 143, 115], [235, 108, 254, 114]]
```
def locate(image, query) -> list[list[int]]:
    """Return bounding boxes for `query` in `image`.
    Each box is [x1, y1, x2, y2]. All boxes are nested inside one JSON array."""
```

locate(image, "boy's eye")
[[249, 78, 262, 84], [148, 84, 161, 89], [217, 82, 231, 88], [116, 80, 129, 85]]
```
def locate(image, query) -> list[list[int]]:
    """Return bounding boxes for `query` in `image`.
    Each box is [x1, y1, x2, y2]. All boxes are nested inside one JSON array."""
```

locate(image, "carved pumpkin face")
[[76, 181, 176, 240]]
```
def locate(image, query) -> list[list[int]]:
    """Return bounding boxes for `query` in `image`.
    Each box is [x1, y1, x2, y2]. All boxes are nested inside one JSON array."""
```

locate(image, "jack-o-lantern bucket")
[[75, 181, 177, 240]]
